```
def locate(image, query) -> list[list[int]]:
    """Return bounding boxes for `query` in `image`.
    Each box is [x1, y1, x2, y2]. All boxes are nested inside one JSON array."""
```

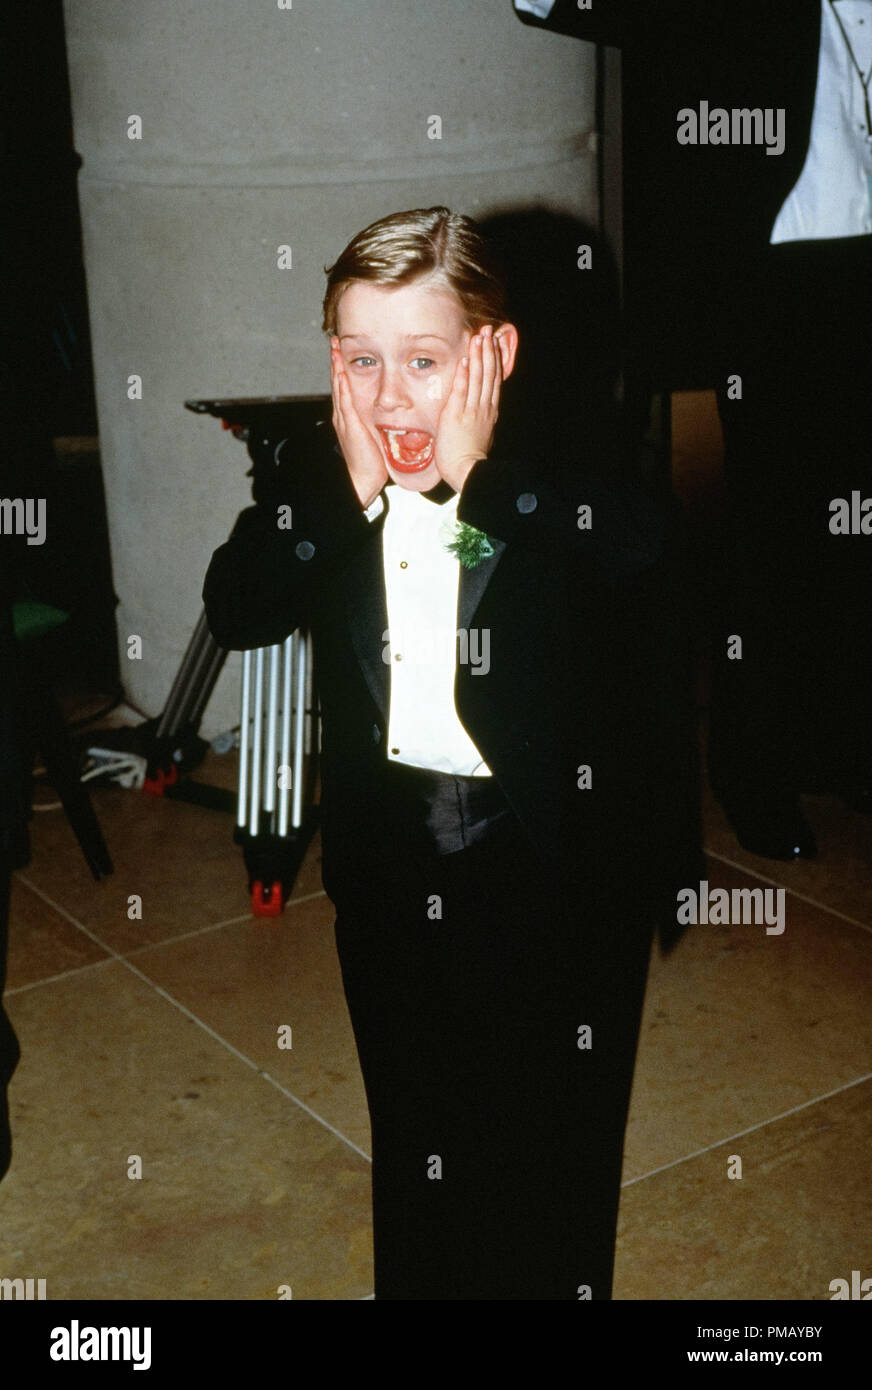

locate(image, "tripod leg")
[[155, 611, 211, 740], [33, 681, 113, 880], [263, 645, 280, 821], [186, 641, 227, 731], [165, 621, 222, 739], [293, 630, 308, 831], [249, 648, 265, 837], [278, 635, 293, 838], [237, 649, 252, 832]]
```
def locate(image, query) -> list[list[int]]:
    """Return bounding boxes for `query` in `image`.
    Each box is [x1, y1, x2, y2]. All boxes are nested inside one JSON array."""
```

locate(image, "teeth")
[[380, 427, 431, 465]]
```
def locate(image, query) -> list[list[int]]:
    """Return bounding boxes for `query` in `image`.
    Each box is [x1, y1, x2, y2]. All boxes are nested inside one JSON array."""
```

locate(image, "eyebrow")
[[339, 333, 451, 343]]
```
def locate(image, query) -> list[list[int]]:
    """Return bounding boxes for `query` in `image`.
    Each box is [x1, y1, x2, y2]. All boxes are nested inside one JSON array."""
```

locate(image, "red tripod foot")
[[252, 879, 284, 917], [143, 763, 179, 796]]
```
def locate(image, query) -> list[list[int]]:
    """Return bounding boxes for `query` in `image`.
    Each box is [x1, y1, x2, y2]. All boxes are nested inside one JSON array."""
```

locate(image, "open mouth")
[[376, 426, 435, 473]]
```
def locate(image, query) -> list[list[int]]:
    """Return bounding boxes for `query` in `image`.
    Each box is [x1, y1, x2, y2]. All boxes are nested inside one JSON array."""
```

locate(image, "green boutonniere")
[[440, 519, 496, 570]]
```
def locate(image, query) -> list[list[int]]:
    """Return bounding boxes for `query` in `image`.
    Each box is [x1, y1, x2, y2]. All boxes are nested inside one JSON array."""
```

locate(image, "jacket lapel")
[[456, 538, 506, 633], [345, 528, 390, 720]]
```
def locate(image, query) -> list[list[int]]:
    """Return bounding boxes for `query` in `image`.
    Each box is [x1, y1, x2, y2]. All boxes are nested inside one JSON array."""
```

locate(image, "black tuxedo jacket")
[[204, 419, 699, 931], [515, 0, 825, 387]]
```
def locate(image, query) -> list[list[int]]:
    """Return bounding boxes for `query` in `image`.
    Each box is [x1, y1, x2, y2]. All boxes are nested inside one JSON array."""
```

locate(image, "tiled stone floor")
[[2, 731, 869, 1300]]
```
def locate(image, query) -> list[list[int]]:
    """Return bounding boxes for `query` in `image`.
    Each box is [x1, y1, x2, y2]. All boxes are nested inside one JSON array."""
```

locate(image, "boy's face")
[[334, 277, 474, 492]]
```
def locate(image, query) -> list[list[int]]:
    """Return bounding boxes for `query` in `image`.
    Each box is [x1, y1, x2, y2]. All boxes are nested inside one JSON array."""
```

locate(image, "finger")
[[331, 350, 346, 428], [466, 332, 483, 412], [336, 368, 352, 427], [369, 424, 389, 469], [451, 351, 470, 404], [336, 368, 368, 441], [479, 326, 497, 410], [491, 331, 504, 408], [330, 344, 345, 393]]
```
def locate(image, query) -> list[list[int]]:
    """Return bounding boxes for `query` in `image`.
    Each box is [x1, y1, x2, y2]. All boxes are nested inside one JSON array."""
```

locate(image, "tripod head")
[[185, 394, 332, 505]]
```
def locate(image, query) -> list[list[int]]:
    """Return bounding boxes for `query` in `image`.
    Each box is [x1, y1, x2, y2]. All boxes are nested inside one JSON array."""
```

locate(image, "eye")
[[410, 357, 435, 369], [351, 356, 376, 367]]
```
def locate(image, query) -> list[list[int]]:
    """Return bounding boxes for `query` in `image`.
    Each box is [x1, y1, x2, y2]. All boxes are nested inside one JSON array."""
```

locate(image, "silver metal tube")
[[307, 631, 322, 756], [292, 629, 307, 829], [304, 629, 313, 755], [249, 648, 265, 836], [277, 635, 293, 837], [156, 610, 210, 739], [237, 650, 252, 829], [169, 624, 221, 737], [187, 642, 227, 729], [263, 644, 280, 817]]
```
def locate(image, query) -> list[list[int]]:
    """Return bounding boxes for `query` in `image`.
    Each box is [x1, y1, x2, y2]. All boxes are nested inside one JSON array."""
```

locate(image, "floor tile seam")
[[703, 850, 872, 936], [621, 1069, 872, 1190], [13, 875, 374, 1166], [14, 874, 100, 933], [5, 955, 119, 997], [13, 873, 329, 964], [122, 952, 375, 1164], [123, 913, 254, 954], [4, 898, 254, 993], [120, 890, 330, 958]]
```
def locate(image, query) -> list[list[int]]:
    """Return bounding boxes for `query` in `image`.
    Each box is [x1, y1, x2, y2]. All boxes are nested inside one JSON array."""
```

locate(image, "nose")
[[374, 365, 413, 414]]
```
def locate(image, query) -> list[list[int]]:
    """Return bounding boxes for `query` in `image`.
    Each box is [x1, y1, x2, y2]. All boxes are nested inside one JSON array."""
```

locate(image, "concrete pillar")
[[64, 0, 596, 733]]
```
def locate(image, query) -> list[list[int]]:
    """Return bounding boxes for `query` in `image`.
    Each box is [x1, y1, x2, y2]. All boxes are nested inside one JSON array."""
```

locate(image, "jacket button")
[[295, 540, 315, 561], [371, 724, 381, 743], [516, 492, 537, 514]]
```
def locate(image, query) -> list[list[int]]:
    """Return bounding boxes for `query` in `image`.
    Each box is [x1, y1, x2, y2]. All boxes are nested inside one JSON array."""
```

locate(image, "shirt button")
[[295, 540, 315, 561], [400, 560, 408, 568], [516, 492, 537, 514], [391, 747, 400, 755]]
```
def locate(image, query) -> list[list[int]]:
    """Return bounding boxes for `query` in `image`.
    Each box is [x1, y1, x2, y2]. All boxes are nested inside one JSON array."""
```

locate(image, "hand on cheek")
[[434, 325, 504, 493], [330, 338, 388, 506]]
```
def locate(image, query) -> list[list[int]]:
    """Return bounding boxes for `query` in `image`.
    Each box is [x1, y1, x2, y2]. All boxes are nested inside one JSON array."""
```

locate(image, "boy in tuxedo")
[[204, 207, 694, 1300]]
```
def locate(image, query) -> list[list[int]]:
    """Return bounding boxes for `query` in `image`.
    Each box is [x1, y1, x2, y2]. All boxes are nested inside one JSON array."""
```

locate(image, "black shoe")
[[722, 795, 817, 861]]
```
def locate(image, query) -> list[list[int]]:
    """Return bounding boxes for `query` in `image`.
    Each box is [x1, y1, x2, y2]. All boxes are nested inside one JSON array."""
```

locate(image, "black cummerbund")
[[379, 758, 514, 856]]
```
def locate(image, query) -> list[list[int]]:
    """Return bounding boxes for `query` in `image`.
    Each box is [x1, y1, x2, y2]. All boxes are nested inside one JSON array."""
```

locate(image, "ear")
[[493, 322, 519, 380]]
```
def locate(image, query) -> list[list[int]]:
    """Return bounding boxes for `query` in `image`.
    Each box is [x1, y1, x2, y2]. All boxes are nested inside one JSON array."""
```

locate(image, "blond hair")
[[321, 206, 507, 337]]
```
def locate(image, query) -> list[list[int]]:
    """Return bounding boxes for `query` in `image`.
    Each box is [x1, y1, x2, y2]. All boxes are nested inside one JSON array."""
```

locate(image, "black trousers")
[[330, 770, 654, 1300], [710, 234, 872, 802]]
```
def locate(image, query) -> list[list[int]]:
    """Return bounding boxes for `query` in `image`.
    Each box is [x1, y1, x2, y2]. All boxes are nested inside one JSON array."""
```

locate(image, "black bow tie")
[[420, 479, 457, 505]]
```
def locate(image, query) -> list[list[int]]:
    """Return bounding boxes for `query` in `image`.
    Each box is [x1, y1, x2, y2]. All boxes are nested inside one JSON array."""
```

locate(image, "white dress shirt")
[[771, 0, 872, 242], [378, 482, 493, 777]]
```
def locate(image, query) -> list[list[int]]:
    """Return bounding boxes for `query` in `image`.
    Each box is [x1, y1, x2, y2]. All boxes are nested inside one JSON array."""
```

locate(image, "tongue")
[[397, 430, 431, 461]]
